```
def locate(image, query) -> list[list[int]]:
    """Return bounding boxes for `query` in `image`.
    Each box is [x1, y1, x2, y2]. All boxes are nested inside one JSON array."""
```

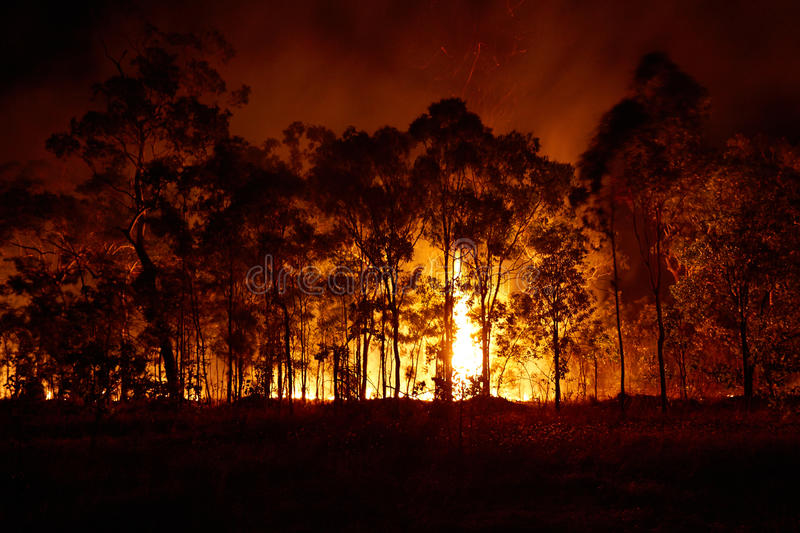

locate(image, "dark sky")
[[2, 0, 799, 173]]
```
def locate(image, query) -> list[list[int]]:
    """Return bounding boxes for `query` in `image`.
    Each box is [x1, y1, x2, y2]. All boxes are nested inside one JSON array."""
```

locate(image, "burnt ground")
[[2, 397, 799, 531]]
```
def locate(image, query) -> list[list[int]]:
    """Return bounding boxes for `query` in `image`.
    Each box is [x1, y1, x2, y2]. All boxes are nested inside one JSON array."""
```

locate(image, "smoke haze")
[[2, 0, 799, 172]]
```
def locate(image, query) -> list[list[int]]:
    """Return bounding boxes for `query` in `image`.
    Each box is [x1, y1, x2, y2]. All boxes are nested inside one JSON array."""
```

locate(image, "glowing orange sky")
[[2, 0, 800, 175]]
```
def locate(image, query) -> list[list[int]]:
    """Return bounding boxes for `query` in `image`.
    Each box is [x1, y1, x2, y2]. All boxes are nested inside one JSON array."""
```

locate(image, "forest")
[[1, 28, 799, 410], [2, 15, 800, 530]]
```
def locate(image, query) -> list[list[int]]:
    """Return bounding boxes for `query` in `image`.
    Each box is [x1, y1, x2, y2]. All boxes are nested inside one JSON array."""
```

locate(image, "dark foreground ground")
[[2, 397, 800, 531]]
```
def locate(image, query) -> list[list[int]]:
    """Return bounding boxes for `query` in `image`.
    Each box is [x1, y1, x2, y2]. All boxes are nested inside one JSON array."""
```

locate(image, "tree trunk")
[[361, 319, 370, 400], [332, 347, 339, 402], [441, 250, 453, 400], [392, 302, 401, 399], [227, 257, 234, 403], [610, 208, 626, 412], [481, 299, 490, 396], [131, 236, 179, 400], [236, 354, 244, 400], [128, 162, 179, 400], [655, 291, 668, 414], [678, 350, 688, 400], [281, 301, 293, 404], [739, 311, 753, 408], [277, 353, 283, 403], [380, 307, 387, 399], [553, 316, 561, 410], [315, 357, 320, 401], [299, 298, 307, 402]]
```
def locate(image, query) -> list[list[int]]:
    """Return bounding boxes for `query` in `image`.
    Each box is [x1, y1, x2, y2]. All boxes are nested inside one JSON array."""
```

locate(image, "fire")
[[451, 256, 482, 395]]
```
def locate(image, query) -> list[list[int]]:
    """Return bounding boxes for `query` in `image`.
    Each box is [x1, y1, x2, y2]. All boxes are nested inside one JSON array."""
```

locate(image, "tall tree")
[[47, 28, 248, 399], [675, 135, 800, 405], [576, 52, 708, 412], [576, 102, 639, 412], [520, 221, 593, 409], [410, 98, 488, 400], [311, 126, 424, 398], [461, 131, 572, 395]]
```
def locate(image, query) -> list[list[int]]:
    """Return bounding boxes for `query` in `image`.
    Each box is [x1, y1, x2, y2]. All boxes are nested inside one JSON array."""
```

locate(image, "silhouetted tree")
[[577, 52, 708, 412], [46, 27, 249, 399], [520, 221, 593, 409], [459, 131, 572, 395], [311, 126, 424, 398], [675, 135, 800, 404], [410, 98, 489, 400]]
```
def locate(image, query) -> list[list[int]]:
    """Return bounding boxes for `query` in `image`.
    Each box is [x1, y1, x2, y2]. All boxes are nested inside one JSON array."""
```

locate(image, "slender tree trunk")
[[355, 333, 361, 399], [131, 239, 179, 400], [392, 304, 401, 399], [610, 207, 626, 412], [553, 315, 561, 411], [320, 357, 325, 401], [277, 352, 283, 403], [226, 315, 233, 401], [226, 256, 235, 403], [281, 301, 293, 404], [263, 294, 273, 400], [128, 162, 179, 400], [237, 354, 244, 400], [361, 318, 370, 400], [188, 278, 208, 403], [442, 249, 453, 400], [412, 340, 422, 395], [632, 201, 667, 413], [678, 350, 688, 400], [655, 291, 668, 413], [739, 309, 753, 408], [386, 275, 401, 400], [177, 303, 184, 399], [380, 306, 387, 399], [340, 296, 348, 400], [580, 358, 587, 400], [332, 346, 339, 402], [315, 357, 320, 401], [300, 297, 307, 402], [480, 297, 490, 396]]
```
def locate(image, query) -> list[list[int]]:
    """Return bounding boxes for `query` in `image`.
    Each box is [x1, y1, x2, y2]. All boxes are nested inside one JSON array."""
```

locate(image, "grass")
[[2, 397, 800, 531]]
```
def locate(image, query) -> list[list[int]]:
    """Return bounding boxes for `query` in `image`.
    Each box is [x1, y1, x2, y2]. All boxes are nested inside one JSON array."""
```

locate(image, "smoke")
[[2, 0, 799, 173]]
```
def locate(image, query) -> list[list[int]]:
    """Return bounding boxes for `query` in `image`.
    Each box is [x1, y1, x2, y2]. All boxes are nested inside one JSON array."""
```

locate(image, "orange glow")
[[451, 256, 482, 396]]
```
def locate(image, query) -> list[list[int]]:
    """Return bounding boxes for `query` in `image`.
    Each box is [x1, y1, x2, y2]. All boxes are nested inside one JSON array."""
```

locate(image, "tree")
[[401, 276, 443, 397], [675, 135, 800, 404], [198, 139, 261, 402], [311, 126, 424, 398], [0, 182, 148, 403], [519, 221, 593, 409], [576, 101, 639, 412], [46, 27, 249, 399], [410, 98, 490, 399], [460, 131, 572, 395], [577, 52, 708, 413]]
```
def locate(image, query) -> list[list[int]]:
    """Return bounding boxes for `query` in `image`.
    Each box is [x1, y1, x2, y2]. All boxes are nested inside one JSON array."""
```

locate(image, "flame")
[[451, 256, 482, 395]]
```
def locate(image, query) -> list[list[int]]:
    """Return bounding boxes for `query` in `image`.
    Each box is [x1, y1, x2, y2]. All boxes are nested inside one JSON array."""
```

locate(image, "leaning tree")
[[47, 28, 248, 398]]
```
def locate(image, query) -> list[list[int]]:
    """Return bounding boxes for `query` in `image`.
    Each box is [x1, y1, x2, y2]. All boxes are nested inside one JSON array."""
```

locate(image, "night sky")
[[2, 0, 799, 169]]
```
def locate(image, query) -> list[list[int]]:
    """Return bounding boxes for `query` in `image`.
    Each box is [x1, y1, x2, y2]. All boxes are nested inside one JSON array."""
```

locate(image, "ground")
[[2, 397, 800, 531]]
